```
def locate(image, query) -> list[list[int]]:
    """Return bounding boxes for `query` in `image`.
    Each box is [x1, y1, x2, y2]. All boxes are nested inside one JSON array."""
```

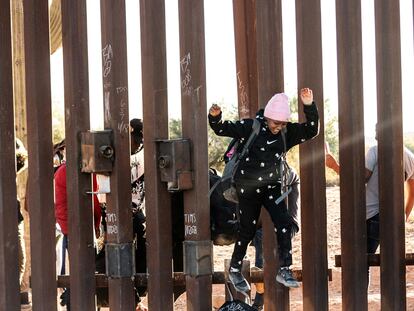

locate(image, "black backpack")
[[213, 119, 261, 203], [276, 128, 297, 204], [209, 169, 239, 245], [218, 282, 256, 311]]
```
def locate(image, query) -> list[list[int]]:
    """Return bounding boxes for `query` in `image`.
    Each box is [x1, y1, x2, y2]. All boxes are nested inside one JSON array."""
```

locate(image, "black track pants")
[[230, 182, 294, 269]]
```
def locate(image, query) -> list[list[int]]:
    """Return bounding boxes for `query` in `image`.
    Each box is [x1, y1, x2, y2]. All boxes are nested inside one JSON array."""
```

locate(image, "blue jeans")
[[367, 214, 380, 254], [366, 213, 379, 287], [61, 235, 68, 275]]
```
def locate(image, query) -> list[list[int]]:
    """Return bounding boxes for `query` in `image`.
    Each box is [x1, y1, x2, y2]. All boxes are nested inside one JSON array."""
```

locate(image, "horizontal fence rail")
[[57, 269, 334, 288]]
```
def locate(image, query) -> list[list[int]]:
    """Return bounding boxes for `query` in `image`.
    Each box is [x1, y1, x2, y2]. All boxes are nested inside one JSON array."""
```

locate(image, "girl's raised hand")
[[300, 88, 313, 105], [209, 104, 222, 117]]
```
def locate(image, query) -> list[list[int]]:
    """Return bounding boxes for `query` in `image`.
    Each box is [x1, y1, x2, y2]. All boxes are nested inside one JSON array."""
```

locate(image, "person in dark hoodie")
[[208, 88, 319, 292]]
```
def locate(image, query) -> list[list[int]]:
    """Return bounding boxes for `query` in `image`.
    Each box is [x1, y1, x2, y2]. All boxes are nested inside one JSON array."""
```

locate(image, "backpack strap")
[[208, 177, 221, 197], [277, 128, 292, 205], [228, 118, 261, 186], [238, 119, 261, 159]]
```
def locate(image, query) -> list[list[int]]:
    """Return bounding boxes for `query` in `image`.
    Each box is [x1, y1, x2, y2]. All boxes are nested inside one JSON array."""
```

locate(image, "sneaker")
[[252, 292, 264, 310], [276, 267, 300, 288], [228, 267, 251, 293]]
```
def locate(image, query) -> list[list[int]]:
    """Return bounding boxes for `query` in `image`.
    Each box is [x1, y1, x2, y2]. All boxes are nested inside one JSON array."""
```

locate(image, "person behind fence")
[[129, 118, 185, 305], [325, 127, 414, 285], [54, 141, 102, 308], [53, 139, 66, 173], [129, 118, 148, 293], [208, 88, 319, 291], [15, 138, 28, 289]]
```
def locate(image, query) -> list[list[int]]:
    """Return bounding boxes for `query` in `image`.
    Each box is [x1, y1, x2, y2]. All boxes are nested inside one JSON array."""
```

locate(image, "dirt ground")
[[170, 186, 414, 310], [22, 186, 414, 310]]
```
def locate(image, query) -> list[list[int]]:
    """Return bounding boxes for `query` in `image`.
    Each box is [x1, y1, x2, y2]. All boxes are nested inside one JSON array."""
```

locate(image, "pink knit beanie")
[[264, 93, 291, 121]]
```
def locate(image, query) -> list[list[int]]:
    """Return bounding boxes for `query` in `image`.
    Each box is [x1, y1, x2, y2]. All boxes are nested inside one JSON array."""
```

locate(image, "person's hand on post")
[[325, 141, 339, 172], [300, 88, 313, 106], [209, 103, 222, 117], [325, 153, 338, 170]]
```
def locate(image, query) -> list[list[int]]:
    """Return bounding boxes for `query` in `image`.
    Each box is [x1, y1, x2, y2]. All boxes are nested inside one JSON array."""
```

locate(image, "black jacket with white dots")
[[209, 102, 319, 185]]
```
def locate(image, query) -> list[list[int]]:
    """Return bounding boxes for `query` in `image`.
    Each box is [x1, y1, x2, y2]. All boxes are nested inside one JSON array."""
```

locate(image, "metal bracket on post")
[[183, 240, 213, 277], [80, 130, 114, 174], [105, 242, 135, 278], [156, 139, 193, 191]]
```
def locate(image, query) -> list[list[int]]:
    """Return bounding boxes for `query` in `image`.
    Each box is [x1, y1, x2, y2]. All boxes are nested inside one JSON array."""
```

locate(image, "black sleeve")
[[208, 113, 255, 140], [285, 102, 319, 150]]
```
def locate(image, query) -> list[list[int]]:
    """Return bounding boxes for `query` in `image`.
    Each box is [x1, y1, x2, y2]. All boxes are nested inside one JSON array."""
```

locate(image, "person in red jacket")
[[54, 162, 101, 275], [54, 164, 101, 236]]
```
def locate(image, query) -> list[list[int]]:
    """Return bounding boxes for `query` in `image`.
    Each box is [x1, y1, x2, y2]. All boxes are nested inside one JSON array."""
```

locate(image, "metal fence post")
[[295, 0, 329, 310], [336, 0, 368, 309], [61, 0, 97, 309], [178, 1, 213, 309], [375, 1, 406, 310], [23, 0, 57, 309], [0, 0, 20, 308], [100, 1, 135, 309], [256, 1, 289, 310], [140, 0, 175, 309]]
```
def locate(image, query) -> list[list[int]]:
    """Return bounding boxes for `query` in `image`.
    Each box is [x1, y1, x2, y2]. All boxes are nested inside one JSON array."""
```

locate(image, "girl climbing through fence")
[[208, 88, 319, 292]]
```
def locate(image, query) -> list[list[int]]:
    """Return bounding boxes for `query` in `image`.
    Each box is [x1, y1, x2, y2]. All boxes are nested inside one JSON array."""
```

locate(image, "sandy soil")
[[171, 186, 414, 310]]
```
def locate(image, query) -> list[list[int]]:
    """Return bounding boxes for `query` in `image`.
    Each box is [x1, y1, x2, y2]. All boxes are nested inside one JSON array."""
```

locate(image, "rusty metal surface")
[[23, 0, 57, 310], [335, 253, 414, 267], [80, 130, 114, 173], [233, 0, 258, 118], [178, 0, 212, 309], [374, 1, 406, 310], [295, 1, 328, 310], [157, 139, 192, 190], [0, 0, 20, 309], [100, 1, 135, 309], [335, 0, 368, 309], [255, 0, 284, 106], [255, 1, 288, 310], [140, 0, 174, 309], [61, 0, 96, 309]]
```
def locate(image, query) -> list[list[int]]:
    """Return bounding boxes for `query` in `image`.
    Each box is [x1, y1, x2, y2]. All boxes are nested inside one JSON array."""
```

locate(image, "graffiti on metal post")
[[116, 86, 128, 94], [184, 213, 198, 236], [180, 53, 192, 96], [106, 212, 118, 236], [117, 120, 129, 134], [102, 44, 113, 78], [236, 71, 248, 107], [117, 87, 129, 134]]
